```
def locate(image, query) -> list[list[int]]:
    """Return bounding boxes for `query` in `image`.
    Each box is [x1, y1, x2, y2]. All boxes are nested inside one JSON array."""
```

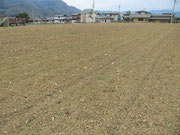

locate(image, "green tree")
[[126, 10, 131, 15], [16, 12, 29, 23]]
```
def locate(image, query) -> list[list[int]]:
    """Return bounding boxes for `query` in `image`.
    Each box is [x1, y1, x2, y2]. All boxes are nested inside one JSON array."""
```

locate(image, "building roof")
[[124, 11, 173, 20], [55, 14, 68, 17], [41, 17, 54, 21], [100, 17, 114, 20], [72, 13, 81, 16], [29, 18, 42, 21], [136, 11, 151, 14], [152, 14, 172, 17], [162, 13, 173, 15], [103, 12, 119, 15], [81, 9, 94, 14], [97, 16, 114, 19], [149, 18, 171, 20], [127, 14, 151, 18]]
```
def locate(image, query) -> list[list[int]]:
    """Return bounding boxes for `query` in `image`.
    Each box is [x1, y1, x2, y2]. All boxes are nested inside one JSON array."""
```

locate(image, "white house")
[[99, 16, 114, 23], [54, 14, 68, 23], [95, 13, 114, 23], [103, 12, 120, 22]]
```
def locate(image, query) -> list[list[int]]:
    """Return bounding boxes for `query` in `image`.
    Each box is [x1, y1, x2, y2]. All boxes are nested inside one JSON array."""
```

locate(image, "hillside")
[[0, 0, 81, 17]]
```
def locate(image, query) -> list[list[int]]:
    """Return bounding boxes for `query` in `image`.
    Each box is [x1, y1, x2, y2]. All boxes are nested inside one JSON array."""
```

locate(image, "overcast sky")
[[63, 0, 180, 11]]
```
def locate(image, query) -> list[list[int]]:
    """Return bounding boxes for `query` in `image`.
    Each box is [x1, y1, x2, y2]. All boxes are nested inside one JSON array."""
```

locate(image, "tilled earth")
[[0, 23, 180, 135]]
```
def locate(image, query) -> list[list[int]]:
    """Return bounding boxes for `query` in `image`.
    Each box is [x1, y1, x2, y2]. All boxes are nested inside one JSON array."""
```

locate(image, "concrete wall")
[[81, 13, 96, 23]]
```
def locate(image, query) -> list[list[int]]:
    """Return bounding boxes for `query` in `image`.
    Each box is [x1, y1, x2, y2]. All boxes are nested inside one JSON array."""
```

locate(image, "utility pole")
[[119, 5, 121, 13], [32, 8, 35, 23], [92, 0, 95, 23], [171, 0, 176, 23], [92, 0, 95, 10], [119, 5, 121, 21]]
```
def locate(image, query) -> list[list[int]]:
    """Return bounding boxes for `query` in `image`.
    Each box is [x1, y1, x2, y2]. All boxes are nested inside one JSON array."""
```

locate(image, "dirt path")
[[0, 23, 180, 135]]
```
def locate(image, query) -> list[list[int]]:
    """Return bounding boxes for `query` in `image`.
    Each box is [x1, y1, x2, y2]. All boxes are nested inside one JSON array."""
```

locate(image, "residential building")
[[9, 18, 26, 26], [174, 17, 180, 23], [124, 11, 173, 23], [41, 17, 54, 23], [103, 12, 119, 22], [148, 13, 173, 23], [81, 9, 96, 23], [69, 13, 81, 23], [96, 13, 114, 23], [54, 14, 68, 23]]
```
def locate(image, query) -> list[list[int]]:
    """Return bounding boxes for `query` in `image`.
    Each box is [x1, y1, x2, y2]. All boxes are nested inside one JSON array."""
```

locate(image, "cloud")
[[63, 0, 180, 11]]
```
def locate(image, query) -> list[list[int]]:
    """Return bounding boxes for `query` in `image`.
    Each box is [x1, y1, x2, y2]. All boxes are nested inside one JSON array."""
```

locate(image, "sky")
[[63, 0, 180, 11]]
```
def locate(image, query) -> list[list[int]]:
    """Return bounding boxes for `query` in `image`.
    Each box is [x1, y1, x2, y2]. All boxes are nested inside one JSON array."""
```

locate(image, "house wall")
[[153, 20, 161, 23], [133, 18, 148, 23], [112, 15, 119, 21], [132, 18, 169, 23], [81, 13, 96, 23], [104, 14, 119, 21], [81, 14, 86, 23], [54, 19, 67, 23], [72, 14, 81, 19], [100, 19, 113, 23], [148, 19, 170, 23]]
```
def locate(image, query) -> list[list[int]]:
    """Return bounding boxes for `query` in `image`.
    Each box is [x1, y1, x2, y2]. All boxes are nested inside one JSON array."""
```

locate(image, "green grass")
[[58, 112, 63, 115], [19, 128, 24, 131], [98, 77, 105, 80], [26, 122, 30, 126], [0, 25, 9, 27], [38, 128, 43, 131], [46, 93, 53, 97]]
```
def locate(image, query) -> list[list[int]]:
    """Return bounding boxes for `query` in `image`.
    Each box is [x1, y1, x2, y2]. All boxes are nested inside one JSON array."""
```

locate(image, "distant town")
[[1, 9, 180, 26]]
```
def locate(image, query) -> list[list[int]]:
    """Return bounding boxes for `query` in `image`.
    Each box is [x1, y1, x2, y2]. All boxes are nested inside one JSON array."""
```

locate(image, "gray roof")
[[136, 11, 151, 14], [149, 17, 171, 20], [152, 14, 172, 17], [126, 14, 151, 18], [72, 13, 80, 16], [162, 13, 173, 15], [55, 14, 68, 17], [81, 9, 94, 14], [103, 12, 119, 15], [98, 16, 114, 19]]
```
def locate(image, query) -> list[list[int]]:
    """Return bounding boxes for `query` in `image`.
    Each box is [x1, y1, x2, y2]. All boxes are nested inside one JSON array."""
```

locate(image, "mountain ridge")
[[0, 0, 81, 17]]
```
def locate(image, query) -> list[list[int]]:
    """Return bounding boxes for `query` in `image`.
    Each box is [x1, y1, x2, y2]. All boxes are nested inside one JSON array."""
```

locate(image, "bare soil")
[[0, 23, 180, 135]]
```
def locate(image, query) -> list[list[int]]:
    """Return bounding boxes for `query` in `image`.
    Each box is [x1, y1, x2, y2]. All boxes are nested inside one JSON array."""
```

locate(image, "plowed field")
[[0, 23, 180, 135]]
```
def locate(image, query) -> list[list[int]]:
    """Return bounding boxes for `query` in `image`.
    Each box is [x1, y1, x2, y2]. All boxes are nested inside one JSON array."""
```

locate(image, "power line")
[[32, 8, 35, 23]]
